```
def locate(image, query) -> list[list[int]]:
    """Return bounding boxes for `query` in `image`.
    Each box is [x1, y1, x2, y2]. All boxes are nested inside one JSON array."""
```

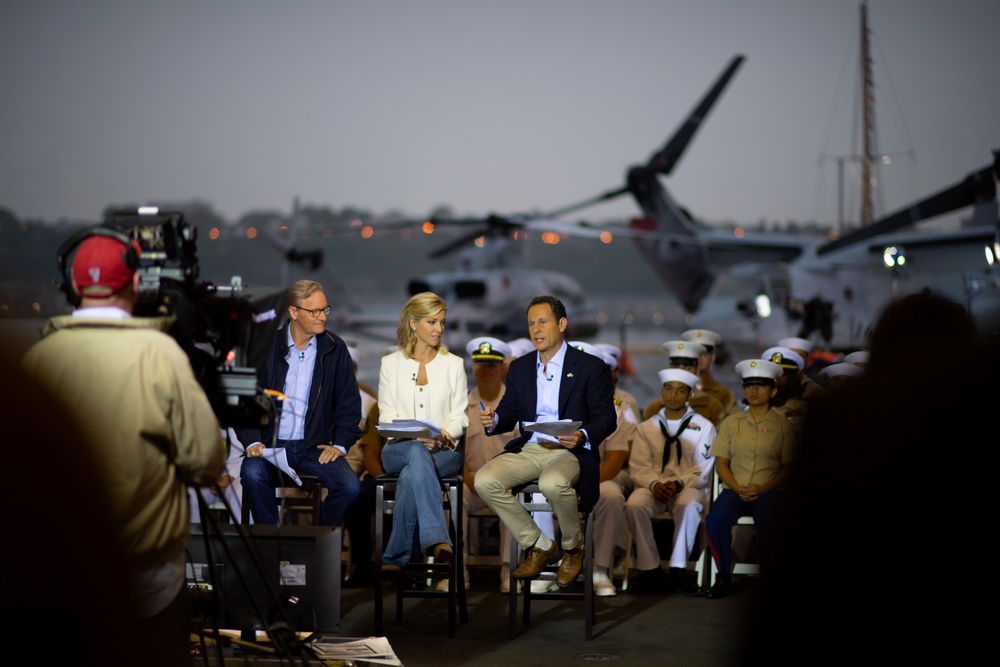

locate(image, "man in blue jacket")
[[238, 280, 362, 527]]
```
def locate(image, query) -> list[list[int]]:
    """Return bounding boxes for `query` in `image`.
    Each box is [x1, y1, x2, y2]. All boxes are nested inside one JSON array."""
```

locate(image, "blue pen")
[[479, 401, 486, 411]]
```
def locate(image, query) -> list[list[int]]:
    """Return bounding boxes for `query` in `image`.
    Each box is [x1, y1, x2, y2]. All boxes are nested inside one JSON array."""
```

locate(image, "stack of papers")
[[309, 636, 401, 665], [376, 419, 442, 440], [523, 419, 582, 444]]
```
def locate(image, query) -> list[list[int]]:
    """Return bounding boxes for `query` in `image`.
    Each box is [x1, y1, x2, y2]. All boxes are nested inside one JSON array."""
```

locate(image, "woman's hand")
[[419, 429, 452, 454], [418, 437, 444, 453]]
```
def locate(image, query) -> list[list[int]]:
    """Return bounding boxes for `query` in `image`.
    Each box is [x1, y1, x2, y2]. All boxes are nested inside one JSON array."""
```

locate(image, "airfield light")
[[600, 231, 613, 244], [208, 227, 220, 240], [754, 294, 771, 318], [361, 225, 374, 239], [279, 225, 288, 232], [734, 227, 745, 239], [351, 218, 362, 227], [246, 226, 258, 239], [422, 221, 435, 234], [986, 244, 996, 268], [882, 245, 905, 269], [542, 232, 561, 245], [138, 206, 159, 215]]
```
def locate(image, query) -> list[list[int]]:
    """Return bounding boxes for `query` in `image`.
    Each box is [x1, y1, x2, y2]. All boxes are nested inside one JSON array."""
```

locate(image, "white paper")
[[309, 636, 402, 665], [260, 448, 302, 486], [523, 419, 582, 438], [376, 419, 442, 440], [522, 419, 582, 445]]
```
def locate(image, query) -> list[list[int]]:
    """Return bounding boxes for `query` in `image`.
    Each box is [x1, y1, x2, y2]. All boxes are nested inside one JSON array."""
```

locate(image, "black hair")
[[526, 295, 567, 321]]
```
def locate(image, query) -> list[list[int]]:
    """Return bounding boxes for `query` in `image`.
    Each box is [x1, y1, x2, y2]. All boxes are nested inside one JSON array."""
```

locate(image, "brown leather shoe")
[[556, 543, 585, 587], [512, 540, 562, 579]]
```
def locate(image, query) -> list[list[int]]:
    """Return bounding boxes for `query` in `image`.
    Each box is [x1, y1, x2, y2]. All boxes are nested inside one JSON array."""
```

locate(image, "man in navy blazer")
[[475, 296, 616, 587]]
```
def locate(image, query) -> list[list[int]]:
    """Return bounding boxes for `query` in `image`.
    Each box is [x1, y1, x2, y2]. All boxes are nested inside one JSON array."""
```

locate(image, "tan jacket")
[[22, 314, 224, 567]]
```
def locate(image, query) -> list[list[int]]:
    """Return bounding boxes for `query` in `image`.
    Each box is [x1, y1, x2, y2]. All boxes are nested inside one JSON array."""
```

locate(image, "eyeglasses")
[[293, 305, 331, 318]]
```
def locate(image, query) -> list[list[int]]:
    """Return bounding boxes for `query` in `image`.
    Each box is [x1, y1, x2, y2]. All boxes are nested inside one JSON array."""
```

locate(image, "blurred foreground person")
[[21, 234, 225, 667], [745, 292, 997, 662]]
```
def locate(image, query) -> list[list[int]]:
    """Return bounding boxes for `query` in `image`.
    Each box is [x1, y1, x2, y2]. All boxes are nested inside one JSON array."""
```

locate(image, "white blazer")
[[378, 349, 469, 441]]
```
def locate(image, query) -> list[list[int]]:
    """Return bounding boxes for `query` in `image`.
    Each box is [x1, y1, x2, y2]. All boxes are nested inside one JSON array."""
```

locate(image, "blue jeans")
[[705, 488, 779, 574], [380, 440, 462, 566], [240, 439, 360, 527]]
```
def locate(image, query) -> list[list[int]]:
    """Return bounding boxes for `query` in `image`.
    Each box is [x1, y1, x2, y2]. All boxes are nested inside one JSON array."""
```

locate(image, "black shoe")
[[706, 578, 733, 599], [629, 567, 670, 594], [668, 567, 702, 596]]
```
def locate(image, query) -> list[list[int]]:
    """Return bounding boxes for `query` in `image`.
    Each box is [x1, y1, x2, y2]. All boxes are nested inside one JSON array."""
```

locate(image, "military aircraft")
[[406, 232, 599, 343], [431, 49, 998, 353]]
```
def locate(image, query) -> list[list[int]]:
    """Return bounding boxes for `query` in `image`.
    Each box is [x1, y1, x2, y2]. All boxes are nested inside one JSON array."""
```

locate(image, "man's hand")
[[555, 430, 586, 450], [737, 483, 761, 502], [318, 444, 344, 464], [479, 406, 496, 429], [246, 443, 265, 458]]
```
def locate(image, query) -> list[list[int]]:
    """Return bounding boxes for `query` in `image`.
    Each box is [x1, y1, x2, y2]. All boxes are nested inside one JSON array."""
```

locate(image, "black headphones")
[[56, 224, 141, 307]]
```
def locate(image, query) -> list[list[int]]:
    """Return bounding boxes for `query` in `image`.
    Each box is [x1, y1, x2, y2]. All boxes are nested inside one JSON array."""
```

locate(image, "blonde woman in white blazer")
[[379, 292, 468, 569]]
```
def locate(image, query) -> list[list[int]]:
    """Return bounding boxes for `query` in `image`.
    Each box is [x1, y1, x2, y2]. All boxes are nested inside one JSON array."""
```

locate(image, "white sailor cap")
[[657, 368, 700, 388], [735, 358, 783, 385], [776, 336, 813, 355], [820, 362, 865, 379], [466, 337, 510, 362], [570, 341, 615, 368], [843, 350, 870, 366], [662, 340, 706, 361], [681, 329, 722, 351], [762, 346, 804, 371], [594, 343, 622, 361], [506, 337, 535, 359]]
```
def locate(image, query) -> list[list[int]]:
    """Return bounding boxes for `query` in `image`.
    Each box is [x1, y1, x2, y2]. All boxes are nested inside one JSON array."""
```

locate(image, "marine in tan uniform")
[[595, 343, 642, 420], [460, 336, 519, 592], [573, 342, 637, 597], [761, 345, 806, 428]]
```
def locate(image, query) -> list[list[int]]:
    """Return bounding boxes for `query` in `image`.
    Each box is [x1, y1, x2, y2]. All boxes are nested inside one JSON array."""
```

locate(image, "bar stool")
[[507, 482, 596, 640], [374, 473, 468, 637]]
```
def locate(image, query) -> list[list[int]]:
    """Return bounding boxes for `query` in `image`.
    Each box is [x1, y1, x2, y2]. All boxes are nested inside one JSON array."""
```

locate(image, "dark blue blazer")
[[236, 323, 362, 452], [493, 343, 617, 510]]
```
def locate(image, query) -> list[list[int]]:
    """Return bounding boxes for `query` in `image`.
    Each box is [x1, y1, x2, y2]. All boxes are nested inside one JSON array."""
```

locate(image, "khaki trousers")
[[474, 444, 582, 551]]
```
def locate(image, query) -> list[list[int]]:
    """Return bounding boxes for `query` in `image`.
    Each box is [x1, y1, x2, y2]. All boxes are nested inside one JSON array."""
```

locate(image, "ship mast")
[[859, 0, 877, 226]]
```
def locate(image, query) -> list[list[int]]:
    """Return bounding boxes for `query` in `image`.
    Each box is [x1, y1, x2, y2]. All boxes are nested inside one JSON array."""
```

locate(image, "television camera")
[[56, 207, 278, 428]]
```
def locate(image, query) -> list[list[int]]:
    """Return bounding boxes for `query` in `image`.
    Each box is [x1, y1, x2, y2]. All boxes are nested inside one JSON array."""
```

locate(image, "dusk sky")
[[1, 1, 996, 228]]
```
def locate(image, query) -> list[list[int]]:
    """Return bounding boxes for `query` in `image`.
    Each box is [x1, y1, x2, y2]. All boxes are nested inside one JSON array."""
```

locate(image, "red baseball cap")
[[72, 236, 136, 297]]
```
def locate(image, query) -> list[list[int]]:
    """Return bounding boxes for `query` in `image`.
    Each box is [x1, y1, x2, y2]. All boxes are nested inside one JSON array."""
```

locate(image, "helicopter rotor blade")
[[646, 55, 745, 177]]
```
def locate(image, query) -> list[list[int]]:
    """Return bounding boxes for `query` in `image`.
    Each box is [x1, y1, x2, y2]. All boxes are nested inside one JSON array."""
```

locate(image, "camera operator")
[[21, 234, 226, 667]]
